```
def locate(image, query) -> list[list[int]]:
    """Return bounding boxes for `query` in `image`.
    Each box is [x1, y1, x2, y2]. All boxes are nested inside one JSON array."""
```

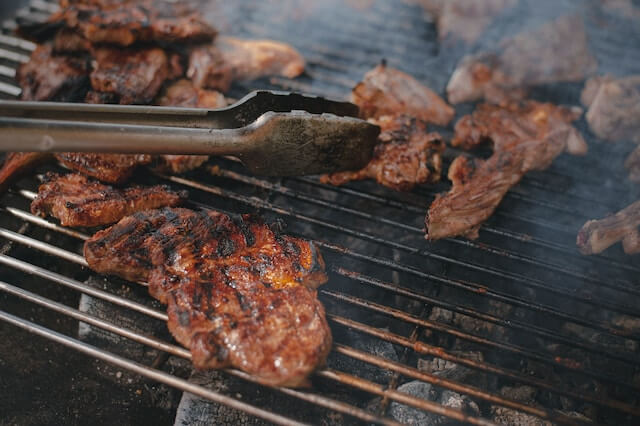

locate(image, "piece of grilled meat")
[[626, 145, 640, 183], [426, 101, 586, 240], [89, 47, 170, 104], [0, 153, 52, 193], [447, 15, 598, 104], [17, 45, 89, 101], [352, 62, 454, 126], [416, 0, 516, 45], [85, 207, 331, 386], [188, 37, 305, 92], [31, 173, 186, 227], [321, 115, 445, 191], [55, 153, 151, 184], [577, 200, 640, 255], [51, 0, 216, 47]]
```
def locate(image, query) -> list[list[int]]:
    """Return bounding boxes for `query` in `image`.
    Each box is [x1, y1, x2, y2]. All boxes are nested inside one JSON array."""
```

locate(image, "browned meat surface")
[[577, 200, 640, 255], [17, 45, 89, 101], [582, 75, 640, 143], [320, 115, 445, 191], [84, 207, 331, 386], [416, 0, 516, 44], [188, 37, 305, 92], [152, 79, 229, 173], [625, 145, 640, 183], [0, 153, 52, 193], [52, 0, 215, 47], [352, 62, 454, 126], [447, 15, 598, 104], [31, 173, 186, 227], [90, 47, 170, 105], [53, 28, 90, 53], [55, 153, 151, 184], [426, 101, 586, 240]]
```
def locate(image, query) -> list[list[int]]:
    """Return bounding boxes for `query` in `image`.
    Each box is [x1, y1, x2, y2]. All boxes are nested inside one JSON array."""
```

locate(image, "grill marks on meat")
[[188, 37, 305, 92], [31, 173, 186, 227], [577, 200, 640, 255], [321, 115, 445, 191], [84, 207, 331, 386], [52, 0, 216, 47], [89, 47, 169, 104], [447, 15, 598, 104], [55, 153, 151, 184], [426, 101, 586, 240], [352, 62, 454, 126], [17, 45, 89, 101]]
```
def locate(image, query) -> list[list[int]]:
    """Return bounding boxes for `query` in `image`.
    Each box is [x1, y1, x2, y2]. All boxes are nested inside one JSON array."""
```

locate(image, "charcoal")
[[491, 406, 552, 426]]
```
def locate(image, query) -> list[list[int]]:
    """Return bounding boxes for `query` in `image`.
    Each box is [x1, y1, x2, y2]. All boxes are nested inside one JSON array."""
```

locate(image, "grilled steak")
[[447, 15, 598, 104], [0, 153, 52, 193], [577, 200, 640, 255], [416, 0, 516, 45], [426, 101, 586, 240], [582, 75, 640, 143], [31, 173, 186, 227], [84, 207, 331, 386], [90, 47, 170, 105], [52, 0, 216, 47], [17, 45, 89, 101], [188, 37, 305, 92], [320, 115, 445, 191], [53, 28, 91, 53], [352, 62, 454, 126], [55, 153, 151, 184]]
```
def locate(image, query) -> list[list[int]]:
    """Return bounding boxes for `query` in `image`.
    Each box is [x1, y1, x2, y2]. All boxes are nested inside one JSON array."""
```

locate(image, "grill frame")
[[0, 0, 639, 425]]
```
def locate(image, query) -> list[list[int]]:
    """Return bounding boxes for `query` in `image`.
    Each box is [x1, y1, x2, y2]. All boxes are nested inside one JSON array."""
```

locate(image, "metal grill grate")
[[1, 0, 640, 425]]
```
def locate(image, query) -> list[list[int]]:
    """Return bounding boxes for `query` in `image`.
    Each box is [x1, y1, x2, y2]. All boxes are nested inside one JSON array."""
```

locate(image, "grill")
[[1, 0, 640, 424]]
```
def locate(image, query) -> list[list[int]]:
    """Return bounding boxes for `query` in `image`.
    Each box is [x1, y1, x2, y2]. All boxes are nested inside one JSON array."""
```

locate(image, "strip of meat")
[[90, 47, 170, 105], [52, 0, 216, 47], [583, 75, 640, 143], [426, 101, 586, 240], [0, 153, 52, 193], [55, 153, 151, 184], [187, 37, 305, 92], [17, 45, 89, 101], [31, 173, 187, 227], [416, 0, 516, 45], [84, 207, 331, 386], [53, 28, 91, 53], [577, 200, 640, 255], [152, 79, 229, 174], [625, 145, 640, 183], [447, 15, 598, 104], [320, 115, 445, 191], [352, 62, 454, 126]]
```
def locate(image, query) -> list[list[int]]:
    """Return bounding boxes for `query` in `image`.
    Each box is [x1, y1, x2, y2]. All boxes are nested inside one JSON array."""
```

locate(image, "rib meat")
[[352, 62, 454, 126], [55, 153, 151, 184], [320, 115, 445, 191], [89, 47, 170, 105], [84, 207, 331, 386], [17, 45, 89, 101], [447, 15, 598, 104], [31, 173, 186, 227], [426, 101, 586, 240], [577, 200, 640, 255], [188, 37, 305, 92]]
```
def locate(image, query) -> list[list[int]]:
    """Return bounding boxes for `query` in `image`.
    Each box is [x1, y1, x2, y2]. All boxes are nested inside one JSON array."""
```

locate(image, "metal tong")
[[0, 90, 380, 176]]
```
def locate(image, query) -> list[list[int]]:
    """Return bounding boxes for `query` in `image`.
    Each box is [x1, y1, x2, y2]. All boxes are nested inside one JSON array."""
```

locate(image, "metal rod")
[[0, 227, 87, 266]]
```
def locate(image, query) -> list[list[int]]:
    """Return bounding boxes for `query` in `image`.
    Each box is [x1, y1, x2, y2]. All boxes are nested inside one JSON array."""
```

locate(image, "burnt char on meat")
[[31, 173, 187, 227], [187, 37, 305, 92], [84, 207, 331, 386], [0, 153, 52, 193], [52, 0, 216, 47], [426, 101, 586, 240], [89, 47, 170, 105], [416, 0, 516, 45], [17, 45, 89, 101], [577, 200, 640, 255], [447, 15, 598, 104], [320, 115, 445, 191], [352, 62, 454, 126], [55, 153, 151, 184]]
